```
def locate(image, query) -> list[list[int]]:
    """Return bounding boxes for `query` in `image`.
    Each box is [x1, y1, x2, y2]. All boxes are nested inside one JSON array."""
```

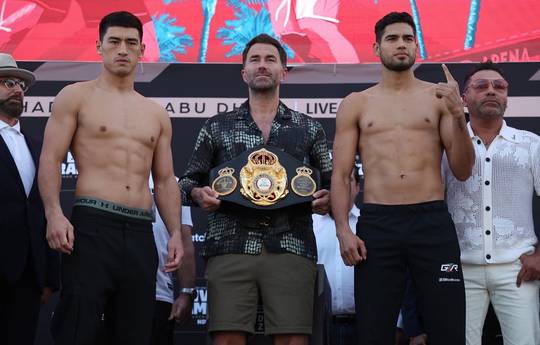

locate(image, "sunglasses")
[[466, 79, 508, 92], [1, 78, 28, 92]]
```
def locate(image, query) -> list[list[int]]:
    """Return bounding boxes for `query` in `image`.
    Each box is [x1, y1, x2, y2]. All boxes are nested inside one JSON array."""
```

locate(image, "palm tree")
[[464, 0, 481, 49], [200, 0, 219, 62], [409, 0, 427, 59]]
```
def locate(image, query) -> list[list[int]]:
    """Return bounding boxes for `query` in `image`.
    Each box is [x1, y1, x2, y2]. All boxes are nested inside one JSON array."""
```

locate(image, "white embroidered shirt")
[[443, 121, 539, 264]]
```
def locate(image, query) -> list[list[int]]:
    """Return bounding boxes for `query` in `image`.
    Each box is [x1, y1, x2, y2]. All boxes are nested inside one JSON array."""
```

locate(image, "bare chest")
[[254, 120, 274, 143], [360, 94, 440, 135], [77, 96, 160, 148]]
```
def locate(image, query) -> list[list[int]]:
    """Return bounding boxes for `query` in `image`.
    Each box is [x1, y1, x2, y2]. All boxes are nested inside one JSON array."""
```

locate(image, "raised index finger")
[[442, 63, 455, 82]]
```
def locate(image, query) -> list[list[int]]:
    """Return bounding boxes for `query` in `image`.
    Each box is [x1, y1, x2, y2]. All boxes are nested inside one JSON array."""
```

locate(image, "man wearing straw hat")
[[0, 53, 60, 345]]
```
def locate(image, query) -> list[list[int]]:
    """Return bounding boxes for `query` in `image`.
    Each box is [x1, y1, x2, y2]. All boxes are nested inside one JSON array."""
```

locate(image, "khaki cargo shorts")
[[205, 250, 316, 335]]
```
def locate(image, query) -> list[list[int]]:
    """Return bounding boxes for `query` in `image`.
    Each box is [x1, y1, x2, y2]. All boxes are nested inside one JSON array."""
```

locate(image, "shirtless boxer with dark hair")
[[331, 11, 475, 345], [38, 11, 183, 345]]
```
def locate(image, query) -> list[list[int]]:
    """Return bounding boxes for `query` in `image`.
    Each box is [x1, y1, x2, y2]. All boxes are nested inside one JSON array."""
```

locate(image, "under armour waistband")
[[73, 196, 154, 221]]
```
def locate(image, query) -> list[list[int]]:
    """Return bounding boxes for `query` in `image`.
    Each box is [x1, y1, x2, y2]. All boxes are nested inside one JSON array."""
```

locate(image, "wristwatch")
[[179, 287, 197, 301]]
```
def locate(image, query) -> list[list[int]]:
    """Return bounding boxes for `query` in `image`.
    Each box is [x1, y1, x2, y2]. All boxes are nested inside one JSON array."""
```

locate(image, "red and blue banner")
[[0, 0, 539, 63]]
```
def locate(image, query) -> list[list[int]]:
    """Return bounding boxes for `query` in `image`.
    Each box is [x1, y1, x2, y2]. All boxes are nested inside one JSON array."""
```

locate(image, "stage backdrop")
[[22, 61, 540, 345], [1, 1, 540, 64]]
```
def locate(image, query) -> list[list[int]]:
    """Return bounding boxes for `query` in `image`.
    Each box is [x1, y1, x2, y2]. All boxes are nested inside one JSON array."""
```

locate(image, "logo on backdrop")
[[61, 151, 78, 178], [192, 233, 205, 243], [192, 286, 207, 325]]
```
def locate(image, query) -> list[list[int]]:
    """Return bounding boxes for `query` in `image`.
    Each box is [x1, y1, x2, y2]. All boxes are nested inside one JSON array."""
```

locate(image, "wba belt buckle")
[[209, 146, 320, 210], [239, 148, 289, 206]]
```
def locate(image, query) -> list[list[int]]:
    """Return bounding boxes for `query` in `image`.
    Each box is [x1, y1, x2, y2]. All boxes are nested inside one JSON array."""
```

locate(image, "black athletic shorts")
[[51, 200, 158, 345], [354, 201, 465, 345]]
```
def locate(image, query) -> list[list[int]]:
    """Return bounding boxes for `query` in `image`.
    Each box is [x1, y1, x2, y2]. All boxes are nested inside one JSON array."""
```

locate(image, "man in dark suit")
[[0, 53, 60, 345]]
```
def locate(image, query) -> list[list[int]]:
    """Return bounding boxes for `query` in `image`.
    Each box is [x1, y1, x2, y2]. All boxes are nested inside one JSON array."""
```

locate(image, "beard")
[[474, 101, 507, 119], [247, 75, 278, 93], [381, 53, 416, 72], [0, 96, 23, 119]]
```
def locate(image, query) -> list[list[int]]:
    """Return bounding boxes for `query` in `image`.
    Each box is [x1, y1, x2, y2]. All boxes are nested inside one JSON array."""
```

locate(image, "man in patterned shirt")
[[179, 34, 331, 345], [444, 61, 540, 345]]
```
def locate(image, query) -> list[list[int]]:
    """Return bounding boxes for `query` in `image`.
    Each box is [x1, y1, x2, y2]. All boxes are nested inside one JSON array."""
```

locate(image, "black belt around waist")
[[332, 314, 356, 324], [73, 196, 154, 221]]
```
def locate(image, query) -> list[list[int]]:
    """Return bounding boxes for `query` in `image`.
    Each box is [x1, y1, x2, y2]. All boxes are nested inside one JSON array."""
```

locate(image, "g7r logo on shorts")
[[440, 263, 459, 272]]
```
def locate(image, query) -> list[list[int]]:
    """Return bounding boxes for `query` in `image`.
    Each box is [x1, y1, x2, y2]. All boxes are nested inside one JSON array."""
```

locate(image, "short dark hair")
[[463, 60, 506, 89], [242, 34, 287, 67], [99, 11, 143, 42], [374, 12, 416, 43]]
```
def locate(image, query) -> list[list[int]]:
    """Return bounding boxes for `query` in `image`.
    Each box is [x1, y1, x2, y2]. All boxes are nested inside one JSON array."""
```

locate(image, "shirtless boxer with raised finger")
[[38, 11, 183, 345], [330, 12, 474, 345]]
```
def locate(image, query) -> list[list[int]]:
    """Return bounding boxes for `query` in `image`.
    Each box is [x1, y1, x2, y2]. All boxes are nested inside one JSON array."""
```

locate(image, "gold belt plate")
[[239, 148, 289, 206]]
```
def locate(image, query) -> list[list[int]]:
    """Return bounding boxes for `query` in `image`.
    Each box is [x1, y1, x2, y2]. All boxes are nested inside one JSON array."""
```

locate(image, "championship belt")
[[210, 146, 320, 210]]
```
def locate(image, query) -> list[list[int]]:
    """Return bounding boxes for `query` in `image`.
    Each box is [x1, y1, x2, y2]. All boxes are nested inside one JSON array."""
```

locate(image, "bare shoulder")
[[55, 80, 95, 104], [51, 81, 99, 119], [344, 88, 372, 105], [418, 79, 441, 96], [412, 79, 436, 92], [416, 79, 444, 109], [137, 93, 170, 126], [337, 87, 375, 119]]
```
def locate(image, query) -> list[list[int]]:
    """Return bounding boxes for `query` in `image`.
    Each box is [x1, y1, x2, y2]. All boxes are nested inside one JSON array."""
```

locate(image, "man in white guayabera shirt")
[[443, 60, 540, 345]]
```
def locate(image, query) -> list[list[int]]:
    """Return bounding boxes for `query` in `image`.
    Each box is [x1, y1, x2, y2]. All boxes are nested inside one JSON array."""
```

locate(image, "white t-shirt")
[[313, 206, 359, 315], [149, 177, 193, 303]]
